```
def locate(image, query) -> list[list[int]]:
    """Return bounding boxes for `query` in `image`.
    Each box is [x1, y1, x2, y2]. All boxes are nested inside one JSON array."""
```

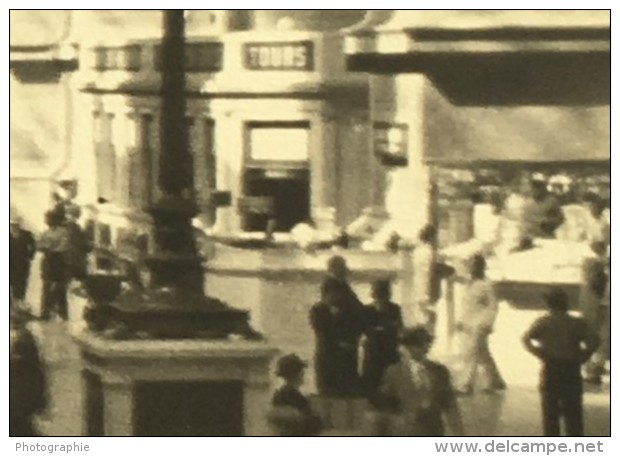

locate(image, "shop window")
[[247, 121, 310, 164], [154, 42, 223, 72], [242, 122, 311, 233], [241, 168, 311, 233]]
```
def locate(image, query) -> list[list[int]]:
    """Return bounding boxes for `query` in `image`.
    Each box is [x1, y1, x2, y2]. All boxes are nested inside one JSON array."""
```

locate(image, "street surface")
[[31, 298, 610, 437]]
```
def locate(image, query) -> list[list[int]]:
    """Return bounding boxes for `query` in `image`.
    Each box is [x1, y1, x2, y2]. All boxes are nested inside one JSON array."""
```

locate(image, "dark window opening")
[[241, 168, 310, 233]]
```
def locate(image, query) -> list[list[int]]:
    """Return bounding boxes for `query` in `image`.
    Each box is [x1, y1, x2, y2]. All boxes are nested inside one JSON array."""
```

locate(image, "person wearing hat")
[[374, 326, 464, 436], [522, 289, 600, 436], [10, 302, 49, 436], [267, 354, 322, 436], [361, 279, 403, 399], [9, 214, 36, 305]]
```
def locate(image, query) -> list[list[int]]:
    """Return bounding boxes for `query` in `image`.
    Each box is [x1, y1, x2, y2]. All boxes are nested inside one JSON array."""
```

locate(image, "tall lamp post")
[[92, 10, 253, 339]]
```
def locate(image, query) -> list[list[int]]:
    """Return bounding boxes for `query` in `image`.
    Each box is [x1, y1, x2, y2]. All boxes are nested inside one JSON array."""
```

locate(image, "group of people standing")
[[269, 221, 503, 436], [9, 194, 91, 321], [269, 205, 609, 436]]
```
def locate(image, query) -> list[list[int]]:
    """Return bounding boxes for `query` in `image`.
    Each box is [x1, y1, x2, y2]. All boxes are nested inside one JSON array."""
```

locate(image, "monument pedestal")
[[75, 332, 278, 436]]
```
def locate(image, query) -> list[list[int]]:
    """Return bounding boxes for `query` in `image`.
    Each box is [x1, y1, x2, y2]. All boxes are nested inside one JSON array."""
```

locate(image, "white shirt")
[[460, 279, 498, 330]]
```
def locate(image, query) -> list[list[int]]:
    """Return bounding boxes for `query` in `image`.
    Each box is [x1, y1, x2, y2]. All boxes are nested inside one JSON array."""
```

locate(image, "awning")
[[346, 11, 610, 62], [424, 103, 610, 165]]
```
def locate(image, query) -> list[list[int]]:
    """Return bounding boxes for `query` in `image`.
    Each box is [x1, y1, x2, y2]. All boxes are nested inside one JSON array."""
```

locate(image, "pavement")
[[28, 299, 610, 437]]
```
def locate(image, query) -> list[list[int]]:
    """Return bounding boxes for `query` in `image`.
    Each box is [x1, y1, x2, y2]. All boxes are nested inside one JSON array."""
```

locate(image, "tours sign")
[[243, 41, 314, 71]]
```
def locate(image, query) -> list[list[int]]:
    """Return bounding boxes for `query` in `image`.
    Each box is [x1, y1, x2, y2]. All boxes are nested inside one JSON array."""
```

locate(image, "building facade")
[[67, 10, 380, 263], [9, 11, 77, 232]]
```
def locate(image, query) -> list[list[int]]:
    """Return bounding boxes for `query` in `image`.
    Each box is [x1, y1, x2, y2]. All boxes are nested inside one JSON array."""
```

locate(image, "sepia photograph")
[[8, 8, 611, 438]]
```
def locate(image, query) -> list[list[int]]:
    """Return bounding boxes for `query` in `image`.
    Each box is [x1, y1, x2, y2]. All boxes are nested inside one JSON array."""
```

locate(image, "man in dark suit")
[[10, 215, 36, 304], [374, 327, 464, 436], [311, 274, 366, 398]]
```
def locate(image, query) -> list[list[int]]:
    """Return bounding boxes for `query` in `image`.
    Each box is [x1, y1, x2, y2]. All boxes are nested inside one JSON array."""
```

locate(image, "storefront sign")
[[374, 123, 409, 166], [243, 41, 314, 70]]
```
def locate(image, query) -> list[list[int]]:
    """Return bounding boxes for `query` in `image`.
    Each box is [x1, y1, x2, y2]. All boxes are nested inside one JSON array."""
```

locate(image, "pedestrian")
[[63, 205, 91, 281], [324, 255, 363, 310], [10, 303, 48, 436], [585, 272, 610, 385], [361, 279, 403, 399], [455, 254, 506, 395], [10, 214, 36, 305], [373, 326, 464, 436], [310, 277, 366, 398], [267, 354, 323, 436], [521, 178, 565, 240], [580, 194, 610, 247], [410, 225, 454, 330], [582, 248, 610, 385], [522, 289, 600, 437], [39, 210, 70, 321]]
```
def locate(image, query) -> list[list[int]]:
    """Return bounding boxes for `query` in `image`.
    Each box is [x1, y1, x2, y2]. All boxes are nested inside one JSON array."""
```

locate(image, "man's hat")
[[399, 326, 433, 347], [276, 354, 307, 378]]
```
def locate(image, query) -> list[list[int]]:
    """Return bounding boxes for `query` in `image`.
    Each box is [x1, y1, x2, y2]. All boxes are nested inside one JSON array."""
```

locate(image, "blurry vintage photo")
[[9, 9, 610, 437]]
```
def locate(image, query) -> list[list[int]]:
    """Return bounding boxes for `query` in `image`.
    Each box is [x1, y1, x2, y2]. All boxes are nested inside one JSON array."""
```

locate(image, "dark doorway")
[[242, 168, 310, 232], [135, 380, 244, 436]]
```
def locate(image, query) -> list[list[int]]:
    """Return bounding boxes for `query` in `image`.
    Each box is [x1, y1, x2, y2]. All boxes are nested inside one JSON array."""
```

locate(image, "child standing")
[[268, 354, 323, 436], [522, 289, 600, 436]]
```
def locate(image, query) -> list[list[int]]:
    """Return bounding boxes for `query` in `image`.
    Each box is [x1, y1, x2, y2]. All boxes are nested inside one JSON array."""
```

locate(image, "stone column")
[[373, 74, 431, 240], [311, 115, 339, 231]]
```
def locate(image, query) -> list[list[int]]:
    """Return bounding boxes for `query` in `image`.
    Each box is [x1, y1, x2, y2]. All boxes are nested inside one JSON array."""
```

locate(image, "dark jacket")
[[10, 324, 48, 436], [362, 302, 403, 397], [268, 385, 322, 436], [310, 281, 366, 397], [64, 221, 92, 280], [10, 229, 36, 271], [10, 229, 36, 299]]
